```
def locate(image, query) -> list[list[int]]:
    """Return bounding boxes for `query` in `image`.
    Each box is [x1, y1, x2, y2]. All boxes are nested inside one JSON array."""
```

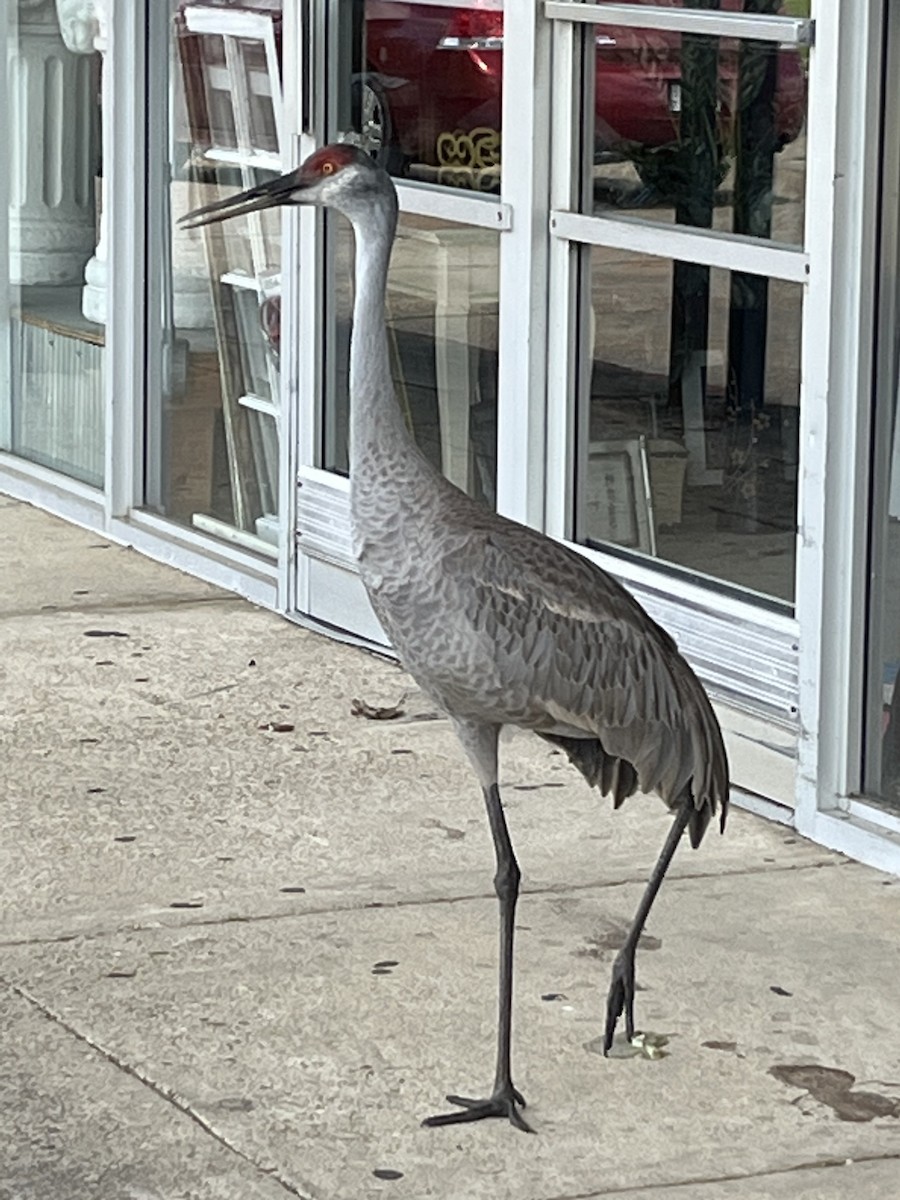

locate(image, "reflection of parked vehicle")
[[363, 0, 807, 192], [176, 0, 807, 197]]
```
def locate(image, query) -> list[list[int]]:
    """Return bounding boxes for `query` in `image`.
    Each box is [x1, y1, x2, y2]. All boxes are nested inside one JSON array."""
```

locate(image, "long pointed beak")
[[178, 169, 306, 230]]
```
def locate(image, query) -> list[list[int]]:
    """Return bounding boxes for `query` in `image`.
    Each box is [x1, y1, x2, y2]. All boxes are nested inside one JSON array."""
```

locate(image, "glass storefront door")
[[294, 0, 506, 638], [566, 4, 808, 608], [543, 1, 814, 798]]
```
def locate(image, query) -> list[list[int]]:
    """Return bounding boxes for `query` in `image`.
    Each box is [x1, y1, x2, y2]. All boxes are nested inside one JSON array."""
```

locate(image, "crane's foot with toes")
[[603, 946, 637, 1054], [422, 1085, 533, 1133]]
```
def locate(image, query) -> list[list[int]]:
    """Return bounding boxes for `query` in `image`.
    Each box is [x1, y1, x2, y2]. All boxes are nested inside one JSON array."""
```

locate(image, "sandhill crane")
[[181, 144, 729, 1134]]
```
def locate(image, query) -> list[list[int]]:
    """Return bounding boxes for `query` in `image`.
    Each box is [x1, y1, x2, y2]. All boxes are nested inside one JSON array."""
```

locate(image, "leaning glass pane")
[[575, 246, 802, 605], [142, 1, 284, 558], [4, 2, 104, 486]]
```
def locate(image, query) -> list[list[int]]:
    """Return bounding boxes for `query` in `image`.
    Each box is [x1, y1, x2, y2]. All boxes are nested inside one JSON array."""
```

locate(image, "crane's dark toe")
[[422, 1087, 533, 1133], [603, 947, 637, 1054]]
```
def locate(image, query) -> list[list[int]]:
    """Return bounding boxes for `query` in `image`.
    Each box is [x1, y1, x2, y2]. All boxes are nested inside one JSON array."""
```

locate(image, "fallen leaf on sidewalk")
[[351, 695, 407, 720]]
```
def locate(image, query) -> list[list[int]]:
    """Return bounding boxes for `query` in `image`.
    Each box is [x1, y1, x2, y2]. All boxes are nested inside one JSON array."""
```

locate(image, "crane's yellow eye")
[[321, 161, 335, 176]]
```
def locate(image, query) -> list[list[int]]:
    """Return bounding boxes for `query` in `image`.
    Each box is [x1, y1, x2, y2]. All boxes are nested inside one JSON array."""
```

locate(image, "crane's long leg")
[[422, 783, 533, 1133], [603, 794, 693, 1053]]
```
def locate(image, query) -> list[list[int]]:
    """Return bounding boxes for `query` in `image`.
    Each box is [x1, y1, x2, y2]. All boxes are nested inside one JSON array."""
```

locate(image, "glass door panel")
[[544, 0, 806, 751], [870, 411, 900, 814], [576, 246, 801, 604], [322, 0, 503, 502], [353, 0, 503, 191], [324, 215, 500, 504], [565, 6, 807, 608], [865, 0, 900, 817], [588, 13, 807, 248]]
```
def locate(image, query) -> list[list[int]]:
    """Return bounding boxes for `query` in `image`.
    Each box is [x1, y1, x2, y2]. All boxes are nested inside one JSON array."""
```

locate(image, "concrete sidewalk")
[[2, 495, 899, 1200]]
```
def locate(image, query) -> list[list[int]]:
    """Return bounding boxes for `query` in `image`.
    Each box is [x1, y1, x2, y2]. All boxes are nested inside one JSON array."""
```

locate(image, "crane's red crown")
[[301, 143, 363, 182]]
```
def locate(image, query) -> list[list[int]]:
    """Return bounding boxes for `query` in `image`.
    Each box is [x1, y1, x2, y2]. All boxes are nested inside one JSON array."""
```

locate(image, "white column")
[[55, 0, 108, 322], [168, 180, 216, 330], [7, 0, 98, 286], [58, 0, 214, 328]]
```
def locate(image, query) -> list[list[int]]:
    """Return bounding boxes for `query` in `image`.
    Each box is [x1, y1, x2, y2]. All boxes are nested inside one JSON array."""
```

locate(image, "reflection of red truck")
[[364, 0, 807, 190], [177, 0, 807, 193]]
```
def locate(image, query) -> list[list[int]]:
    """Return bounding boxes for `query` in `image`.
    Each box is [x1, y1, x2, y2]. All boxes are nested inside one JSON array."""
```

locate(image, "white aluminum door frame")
[[792, 0, 896, 870]]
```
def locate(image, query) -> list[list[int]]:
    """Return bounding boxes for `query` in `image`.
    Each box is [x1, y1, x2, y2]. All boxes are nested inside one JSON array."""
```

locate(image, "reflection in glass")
[[325, 216, 499, 506], [587, 17, 807, 248], [576, 247, 801, 603], [3, 4, 102, 485], [144, 2, 285, 556], [340, 0, 503, 192], [868, 346, 900, 814]]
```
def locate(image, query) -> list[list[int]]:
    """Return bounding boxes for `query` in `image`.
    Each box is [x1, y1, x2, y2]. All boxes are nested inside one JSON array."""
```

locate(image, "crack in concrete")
[[544, 1150, 900, 1198], [2, 979, 315, 1200], [0, 858, 844, 952], [0, 594, 245, 621]]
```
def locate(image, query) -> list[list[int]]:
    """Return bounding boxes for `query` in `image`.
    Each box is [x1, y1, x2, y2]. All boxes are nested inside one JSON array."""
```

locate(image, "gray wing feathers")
[[452, 522, 729, 841]]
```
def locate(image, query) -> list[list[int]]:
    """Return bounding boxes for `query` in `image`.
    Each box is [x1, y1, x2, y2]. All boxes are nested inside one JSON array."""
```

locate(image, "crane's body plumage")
[[361, 473, 726, 836], [180, 144, 729, 1133], [343, 170, 726, 845]]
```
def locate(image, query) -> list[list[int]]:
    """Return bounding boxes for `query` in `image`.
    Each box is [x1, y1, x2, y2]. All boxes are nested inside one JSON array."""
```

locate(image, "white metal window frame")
[[544, 2, 815, 46]]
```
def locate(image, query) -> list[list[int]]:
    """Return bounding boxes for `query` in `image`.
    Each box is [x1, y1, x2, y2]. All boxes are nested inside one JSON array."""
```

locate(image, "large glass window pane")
[[143, 1, 284, 557], [324, 215, 500, 506], [3, 2, 102, 486], [339, 0, 503, 192], [575, 246, 801, 604], [584, 7, 808, 249], [867, 279, 900, 815]]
